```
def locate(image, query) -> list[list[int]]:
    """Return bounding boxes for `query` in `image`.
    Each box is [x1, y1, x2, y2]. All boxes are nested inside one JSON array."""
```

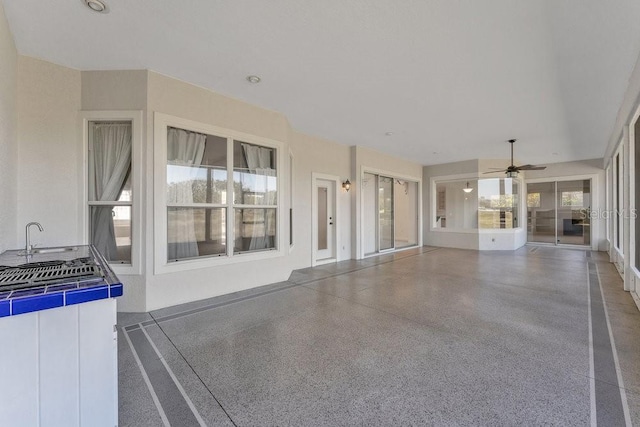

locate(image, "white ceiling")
[[4, 0, 640, 166]]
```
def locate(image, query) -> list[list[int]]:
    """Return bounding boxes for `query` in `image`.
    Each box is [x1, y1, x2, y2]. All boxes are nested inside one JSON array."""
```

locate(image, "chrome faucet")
[[25, 222, 44, 254]]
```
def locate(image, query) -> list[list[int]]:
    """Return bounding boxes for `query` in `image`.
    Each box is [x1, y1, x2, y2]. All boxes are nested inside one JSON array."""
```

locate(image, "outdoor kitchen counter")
[[0, 244, 121, 427], [0, 244, 123, 317]]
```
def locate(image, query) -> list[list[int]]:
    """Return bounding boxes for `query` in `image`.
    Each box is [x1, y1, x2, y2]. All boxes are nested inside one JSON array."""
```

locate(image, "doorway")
[[527, 179, 591, 246], [363, 173, 419, 256], [312, 175, 338, 265]]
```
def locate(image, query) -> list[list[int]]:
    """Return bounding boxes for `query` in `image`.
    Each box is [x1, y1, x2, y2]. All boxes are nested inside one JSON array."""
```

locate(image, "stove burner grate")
[[0, 257, 104, 292]]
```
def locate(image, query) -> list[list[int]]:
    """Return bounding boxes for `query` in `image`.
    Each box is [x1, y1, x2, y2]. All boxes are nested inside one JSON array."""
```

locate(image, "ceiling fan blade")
[[517, 165, 546, 171], [483, 170, 506, 174]]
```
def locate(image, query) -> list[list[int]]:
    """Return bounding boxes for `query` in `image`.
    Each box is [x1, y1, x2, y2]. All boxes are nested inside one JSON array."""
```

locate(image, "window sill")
[[154, 248, 284, 275], [110, 263, 141, 276], [430, 227, 524, 234]]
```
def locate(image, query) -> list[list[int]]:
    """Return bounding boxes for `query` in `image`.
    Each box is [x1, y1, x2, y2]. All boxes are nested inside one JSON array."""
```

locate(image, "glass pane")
[[557, 180, 590, 246], [119, 173, 132, 202], [394, 179, 418, 249], [434, 180, 478, 229], [233, 140, 277, 205], [167, 128, 227, 204], [636, 119, 640, 269], [90, 206, 131, 264], [615, 153, 621, 249], [89, 121, 132, 202], [167, 207, 226, 261], [478, 178, 518, 229], [379, 176, 394, 250], [527, 182, 556, 243], [234, 208, 276, 253], [317, 187, 328, 250], [363, 173, 378, 254]]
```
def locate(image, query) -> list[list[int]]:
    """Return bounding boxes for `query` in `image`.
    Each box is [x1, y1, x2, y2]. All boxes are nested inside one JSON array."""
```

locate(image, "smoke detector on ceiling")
[[83, 0, 108, 13]]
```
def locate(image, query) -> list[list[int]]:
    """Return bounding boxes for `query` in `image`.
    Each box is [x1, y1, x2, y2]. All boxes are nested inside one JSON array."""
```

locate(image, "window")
[[561, 191, 583, 207], [88, 121, 133, 264], [232, 140, 277, 254], [289, 151, 294, 248], [433, 178, 520, 230], [614, 149, 623, 251], [527, 193, 541, 208], [478, 178, 519, 229], [156, 114, 280, 266], [635, 117, 640, 270]]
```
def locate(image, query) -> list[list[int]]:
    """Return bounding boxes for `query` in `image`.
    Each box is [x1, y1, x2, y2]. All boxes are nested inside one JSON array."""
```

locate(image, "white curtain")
[[91, 123, 132, 261], [167, 127, 206, 260], [241, 143, 276, 250]]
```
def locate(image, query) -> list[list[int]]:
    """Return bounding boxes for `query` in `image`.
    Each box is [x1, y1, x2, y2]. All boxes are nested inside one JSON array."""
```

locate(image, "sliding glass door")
[[527, 179, 591, 246], [557, 180, 591, 245], [363, 173, 418, 256], [379, 176, 394, 251]]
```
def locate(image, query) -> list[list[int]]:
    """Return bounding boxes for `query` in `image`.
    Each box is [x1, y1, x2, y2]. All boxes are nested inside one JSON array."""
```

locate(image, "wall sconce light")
[[342, 180, 351, 192], [463, 181, 473, 193]]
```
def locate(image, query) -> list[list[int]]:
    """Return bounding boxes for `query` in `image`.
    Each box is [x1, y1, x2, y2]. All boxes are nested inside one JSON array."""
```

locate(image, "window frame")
[[430, 176, 524, 232], [80, 110, 143, 275], [153, 112, 284, 275]]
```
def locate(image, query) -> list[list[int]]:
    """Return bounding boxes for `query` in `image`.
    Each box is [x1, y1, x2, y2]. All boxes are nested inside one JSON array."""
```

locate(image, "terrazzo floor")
[[117, 246, 640, 426]]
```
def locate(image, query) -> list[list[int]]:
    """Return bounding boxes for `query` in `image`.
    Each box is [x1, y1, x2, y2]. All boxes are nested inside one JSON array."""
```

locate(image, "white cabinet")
[[0, 298, 117, 427]]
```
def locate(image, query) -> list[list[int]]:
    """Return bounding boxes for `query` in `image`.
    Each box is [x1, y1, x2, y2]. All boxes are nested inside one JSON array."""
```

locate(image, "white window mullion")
[[227, 137, 234, 258]]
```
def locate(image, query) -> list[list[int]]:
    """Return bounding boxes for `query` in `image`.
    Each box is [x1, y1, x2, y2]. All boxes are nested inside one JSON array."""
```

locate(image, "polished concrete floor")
[[118, 246, 640, 426]]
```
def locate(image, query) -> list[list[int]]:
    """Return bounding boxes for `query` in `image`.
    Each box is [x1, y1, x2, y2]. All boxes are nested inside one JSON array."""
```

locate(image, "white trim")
[[79, 110, 143, 276], [153, 112, 285, 275], [628, 105, 640, 294], [311, 172, 340, 266]]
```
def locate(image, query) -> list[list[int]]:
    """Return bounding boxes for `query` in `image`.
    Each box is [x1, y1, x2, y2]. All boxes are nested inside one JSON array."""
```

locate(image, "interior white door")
[[315, 179, 336, 261]]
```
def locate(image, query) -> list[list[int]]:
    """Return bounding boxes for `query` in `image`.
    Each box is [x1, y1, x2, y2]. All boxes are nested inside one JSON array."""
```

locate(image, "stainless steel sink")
[[17, 247, 78, 256]]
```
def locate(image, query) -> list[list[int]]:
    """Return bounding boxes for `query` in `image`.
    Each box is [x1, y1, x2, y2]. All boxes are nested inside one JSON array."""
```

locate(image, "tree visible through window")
[[561, 191, 583, 207]]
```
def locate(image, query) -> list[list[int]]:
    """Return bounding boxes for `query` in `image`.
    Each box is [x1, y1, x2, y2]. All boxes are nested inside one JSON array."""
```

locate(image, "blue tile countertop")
[[0, 245, 123, 318]]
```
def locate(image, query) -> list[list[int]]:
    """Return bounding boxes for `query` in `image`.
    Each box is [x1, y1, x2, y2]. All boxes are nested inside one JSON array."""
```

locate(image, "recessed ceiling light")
[[83, 0, 107, 13], [246, 75, 261, 84], [552, 152, 558, 155], [385, 132, 394, 136]]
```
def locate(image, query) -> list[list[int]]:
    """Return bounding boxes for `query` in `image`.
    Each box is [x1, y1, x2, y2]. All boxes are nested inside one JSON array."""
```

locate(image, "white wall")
[[0, 4, 17, 252], [289, 130, 352, 269], [16, 57, 81, 247], [145, 72, 293, 310]]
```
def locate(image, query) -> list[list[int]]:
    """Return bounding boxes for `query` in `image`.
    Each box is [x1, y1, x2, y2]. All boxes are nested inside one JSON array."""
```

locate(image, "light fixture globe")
[[463, 182, 473, 193]]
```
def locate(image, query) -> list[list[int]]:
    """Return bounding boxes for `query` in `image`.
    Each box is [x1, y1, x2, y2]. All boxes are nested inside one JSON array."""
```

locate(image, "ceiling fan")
[[483, 139, 546, 177]]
